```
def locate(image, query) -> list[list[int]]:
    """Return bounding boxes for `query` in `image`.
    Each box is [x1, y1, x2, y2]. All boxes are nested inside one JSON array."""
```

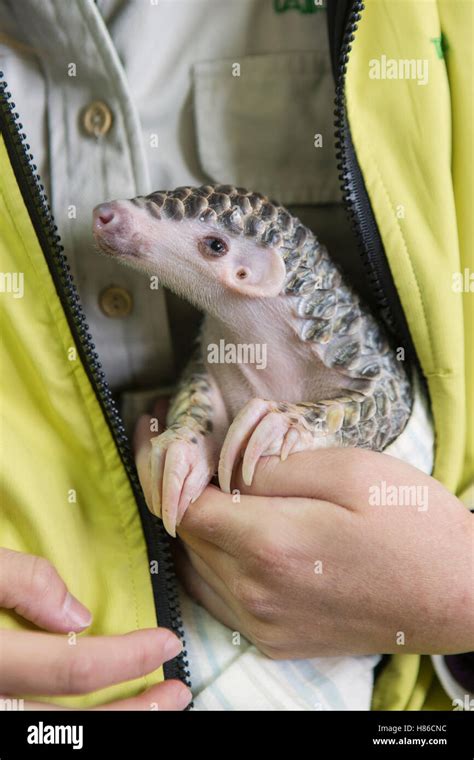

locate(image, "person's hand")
[[0, 548, 192, 710], [134, 420, 474, 658]]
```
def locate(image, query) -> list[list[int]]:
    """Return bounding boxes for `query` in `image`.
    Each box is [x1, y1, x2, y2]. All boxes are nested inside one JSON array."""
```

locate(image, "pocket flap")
[[192, 51, 341, 206]]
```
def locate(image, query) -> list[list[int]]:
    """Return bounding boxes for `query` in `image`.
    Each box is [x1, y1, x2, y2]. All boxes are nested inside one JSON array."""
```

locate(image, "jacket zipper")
[[0, 75, 191, 690], [332, 1, 418, 361]]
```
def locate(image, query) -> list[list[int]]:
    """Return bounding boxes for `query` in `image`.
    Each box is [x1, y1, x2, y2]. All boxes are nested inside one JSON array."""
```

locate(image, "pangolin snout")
[[92, 202, 121, 231], [92, 200, 138, 257]]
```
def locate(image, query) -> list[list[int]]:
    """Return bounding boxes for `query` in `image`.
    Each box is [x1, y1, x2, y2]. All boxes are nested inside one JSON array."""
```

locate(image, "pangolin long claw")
[[281, 428, 300, 461], [242, 412, 288, 486], [218, 398, 272, 492], [150, 428, 216, 536]]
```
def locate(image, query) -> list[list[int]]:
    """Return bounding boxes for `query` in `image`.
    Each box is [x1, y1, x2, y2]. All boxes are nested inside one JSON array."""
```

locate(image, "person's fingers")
[[175, 539, 240, 616], [174, 542, 240, 632], [19, 680, 192, 711], [0, 627, 183, 696], [134, 414, 154, 508], [0, 548, 91, 633], [177, 485, 260, 553], [232, 448, 439, 512], [96, 680, 191, 711]]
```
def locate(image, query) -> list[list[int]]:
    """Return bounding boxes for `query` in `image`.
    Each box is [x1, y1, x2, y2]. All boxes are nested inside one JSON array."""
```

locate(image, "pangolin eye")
[[199, 236, 228, 257]]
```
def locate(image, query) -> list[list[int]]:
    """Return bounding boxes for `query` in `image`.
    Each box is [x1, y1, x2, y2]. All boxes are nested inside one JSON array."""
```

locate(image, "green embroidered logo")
[[273, 0, 325, 14], [430, 34, 448, 59]]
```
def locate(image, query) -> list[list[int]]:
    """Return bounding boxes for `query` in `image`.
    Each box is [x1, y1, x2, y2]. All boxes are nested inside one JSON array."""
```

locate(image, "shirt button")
[[99, 286, 133, 318], [82, 100, 113, 137]]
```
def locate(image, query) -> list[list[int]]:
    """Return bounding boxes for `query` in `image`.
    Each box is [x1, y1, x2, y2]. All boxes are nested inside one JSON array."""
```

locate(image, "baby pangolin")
[[93, 184, 412, 536]]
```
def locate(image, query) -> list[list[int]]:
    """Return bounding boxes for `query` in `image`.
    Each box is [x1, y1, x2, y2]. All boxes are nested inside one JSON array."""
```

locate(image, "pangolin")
[[93, 184, 412, 536]]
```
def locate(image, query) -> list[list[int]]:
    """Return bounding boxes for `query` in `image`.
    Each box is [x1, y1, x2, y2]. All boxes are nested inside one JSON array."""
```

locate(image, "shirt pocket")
[[192, 51, 341, 207]]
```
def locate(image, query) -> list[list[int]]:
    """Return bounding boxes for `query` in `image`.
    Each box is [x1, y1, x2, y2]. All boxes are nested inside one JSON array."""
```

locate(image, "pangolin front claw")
[[150, 428, 216, 537]]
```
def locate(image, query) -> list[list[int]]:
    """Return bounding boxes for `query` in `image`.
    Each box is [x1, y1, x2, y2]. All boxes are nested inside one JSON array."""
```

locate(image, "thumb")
[[0, 548, 92, 633], [233, 448, 421, 511]]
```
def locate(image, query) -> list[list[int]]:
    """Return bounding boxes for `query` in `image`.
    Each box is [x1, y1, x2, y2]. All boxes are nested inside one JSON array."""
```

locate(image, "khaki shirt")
[[0, 0, 344, 393]]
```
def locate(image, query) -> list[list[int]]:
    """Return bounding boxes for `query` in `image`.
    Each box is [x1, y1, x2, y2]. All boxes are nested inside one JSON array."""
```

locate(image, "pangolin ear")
[[220, 248, 286, 298]]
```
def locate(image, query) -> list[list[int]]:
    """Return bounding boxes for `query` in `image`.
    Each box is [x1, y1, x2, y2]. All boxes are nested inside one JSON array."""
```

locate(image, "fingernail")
[[176, 684, 193, 710], [62, 592, 92, 629], [163, 634, 183, 661]]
